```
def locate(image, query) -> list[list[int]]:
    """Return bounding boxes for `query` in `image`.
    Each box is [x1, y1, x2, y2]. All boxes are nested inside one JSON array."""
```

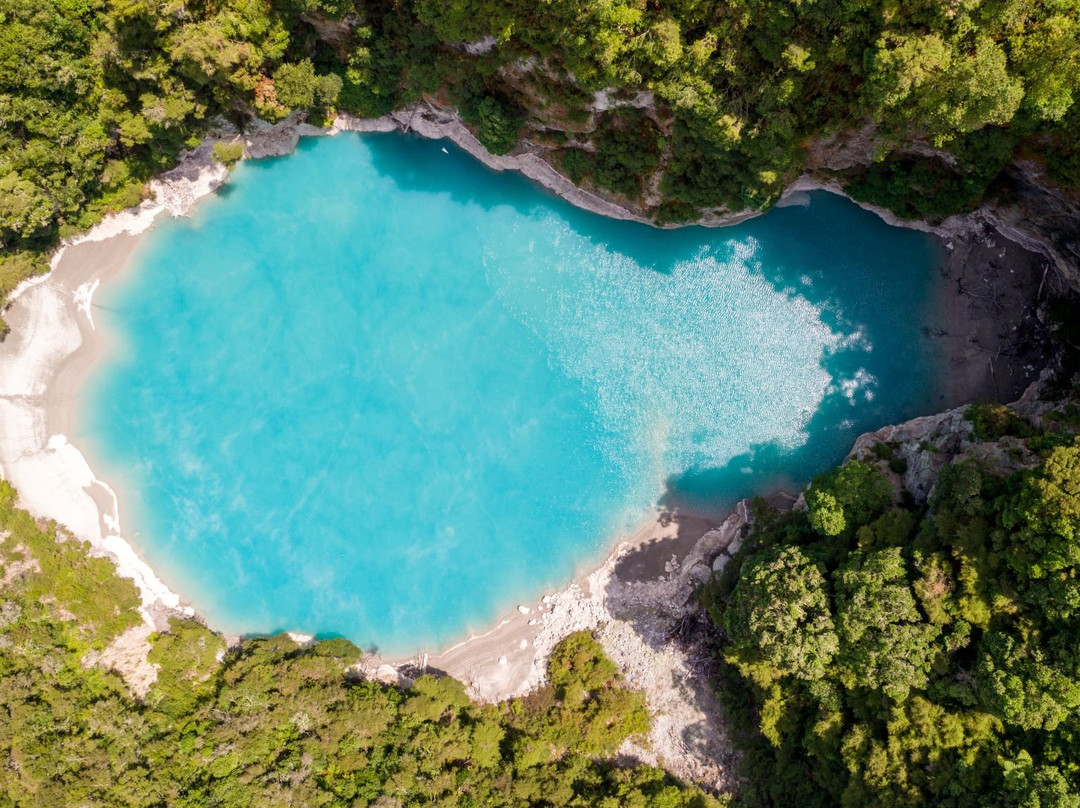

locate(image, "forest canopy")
[[0, 477, 721, 806], [703, 404, 1080, 808]]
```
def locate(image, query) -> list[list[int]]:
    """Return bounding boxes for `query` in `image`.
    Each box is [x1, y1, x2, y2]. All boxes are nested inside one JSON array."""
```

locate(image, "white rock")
[[463, 35, 497, 55], [517, 605, 532, 615], [371, 664, 400, 685]]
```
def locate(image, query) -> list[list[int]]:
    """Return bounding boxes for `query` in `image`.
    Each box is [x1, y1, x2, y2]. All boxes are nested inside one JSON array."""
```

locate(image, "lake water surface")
[[83, 133, 945, 653]]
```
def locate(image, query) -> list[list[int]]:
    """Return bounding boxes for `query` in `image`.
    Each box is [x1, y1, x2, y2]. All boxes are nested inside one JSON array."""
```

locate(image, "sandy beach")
[[0, 231, 184, 625], [0, 107, 1064, 789], [0, 144, 234, 624]]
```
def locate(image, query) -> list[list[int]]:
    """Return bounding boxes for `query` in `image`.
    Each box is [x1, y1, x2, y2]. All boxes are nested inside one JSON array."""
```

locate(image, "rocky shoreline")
[[0, 99, 1074, 793], [240, 102, 755, 226], [361, 507, 755, 791], [233, 101, 1080, 291]]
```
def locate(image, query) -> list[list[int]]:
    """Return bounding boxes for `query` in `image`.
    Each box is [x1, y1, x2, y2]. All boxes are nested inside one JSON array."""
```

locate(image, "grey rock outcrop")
[[846, 379, 1068, 505], [981, 160, 1080, 293]]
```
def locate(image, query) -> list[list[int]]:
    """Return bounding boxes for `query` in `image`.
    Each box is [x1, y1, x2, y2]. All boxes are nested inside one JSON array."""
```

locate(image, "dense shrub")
[[703, 430, 1080, 807], [477, 97, 519, 155]]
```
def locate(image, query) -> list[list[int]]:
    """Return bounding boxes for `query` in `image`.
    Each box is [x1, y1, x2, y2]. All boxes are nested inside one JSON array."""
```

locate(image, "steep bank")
[[244, 102, 1080, 295], [845, 376, 1077, 504]]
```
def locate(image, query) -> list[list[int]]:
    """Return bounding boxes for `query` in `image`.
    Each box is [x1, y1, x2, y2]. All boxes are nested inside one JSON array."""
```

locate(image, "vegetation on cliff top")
[[3, 0, 1080, 802], [2, 0, 1079, 308], [703, 399, 1080, 807]]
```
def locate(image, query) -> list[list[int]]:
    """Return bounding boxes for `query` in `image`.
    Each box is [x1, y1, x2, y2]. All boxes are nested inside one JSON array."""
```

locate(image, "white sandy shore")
[[0, 154, 230, 627], [0, 245, 188, 626]]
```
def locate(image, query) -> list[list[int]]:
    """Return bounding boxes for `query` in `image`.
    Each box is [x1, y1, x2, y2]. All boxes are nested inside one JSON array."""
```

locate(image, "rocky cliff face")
[[298, 13, 355, 59], [804, 123, 961, 172], [845, 379, 1073, 505], [802, 124, 1080, 295], [981, 159, 1080, 293], [489, 95, 1080, 291]]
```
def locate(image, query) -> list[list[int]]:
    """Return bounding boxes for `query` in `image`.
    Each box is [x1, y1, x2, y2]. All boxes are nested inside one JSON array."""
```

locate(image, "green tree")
[[0, 170, 54, 240], [1010, 15, 1080, 122], [415, 0, 514, 42], [1002, 752, 1080, 808], [725, 546, 839, 681], [274, 59, 314, 110], [834, 549, 940, 700], [807, 461, 893, 536], [868, 34, 1024, 143], [1006, 443, 1080, 551], [477, 96, 518, 155], [978, 631, 1080, 731]]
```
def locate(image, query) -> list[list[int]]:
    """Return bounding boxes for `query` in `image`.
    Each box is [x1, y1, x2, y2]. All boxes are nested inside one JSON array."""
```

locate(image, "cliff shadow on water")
[[365, 129, 952, 508]]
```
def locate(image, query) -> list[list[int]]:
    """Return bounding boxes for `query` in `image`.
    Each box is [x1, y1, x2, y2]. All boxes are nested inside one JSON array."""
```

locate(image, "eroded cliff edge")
[[239, 101, 1080, 297], [220, 101, 1075, 408]]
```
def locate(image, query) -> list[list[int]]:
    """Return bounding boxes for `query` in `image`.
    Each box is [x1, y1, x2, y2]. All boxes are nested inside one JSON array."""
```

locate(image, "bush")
[[591, 111, 661, 198], [807, 461, 893, 536], [477, 97, 519, 155], [560, 148, 591, 183], [967, 403, 1034, 441], [212, 141, 244, 166]]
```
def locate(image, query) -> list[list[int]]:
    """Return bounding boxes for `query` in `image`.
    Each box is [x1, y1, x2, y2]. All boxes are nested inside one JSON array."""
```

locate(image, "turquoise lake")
[[84, 133, 945, 653]]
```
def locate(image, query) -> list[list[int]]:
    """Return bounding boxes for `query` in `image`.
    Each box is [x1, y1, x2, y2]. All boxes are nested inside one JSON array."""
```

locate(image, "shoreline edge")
[[0, 102, 1054, 683]]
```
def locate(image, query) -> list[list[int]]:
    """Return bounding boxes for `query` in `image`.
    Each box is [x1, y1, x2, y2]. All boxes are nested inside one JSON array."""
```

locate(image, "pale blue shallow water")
[[83, 133, 945, 653]]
